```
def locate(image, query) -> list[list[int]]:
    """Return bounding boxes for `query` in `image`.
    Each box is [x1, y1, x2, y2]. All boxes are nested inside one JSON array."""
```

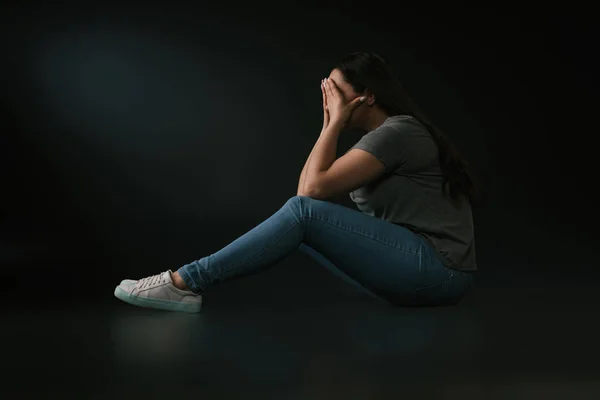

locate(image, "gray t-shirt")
[[348, 115, 477, 272]]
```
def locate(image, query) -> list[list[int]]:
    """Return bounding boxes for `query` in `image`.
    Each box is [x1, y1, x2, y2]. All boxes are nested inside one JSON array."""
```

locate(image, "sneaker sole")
[[114, 286, 202, 313]]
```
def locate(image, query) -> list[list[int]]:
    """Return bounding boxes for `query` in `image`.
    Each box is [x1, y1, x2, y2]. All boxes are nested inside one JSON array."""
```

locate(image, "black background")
[[1, 2, 598, 396]]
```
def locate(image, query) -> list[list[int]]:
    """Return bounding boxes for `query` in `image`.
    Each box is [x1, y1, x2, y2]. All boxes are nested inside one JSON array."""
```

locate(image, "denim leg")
[[177, 196, 468, 305], [297, 243, 388, 302], [177, 196, 307, 294]]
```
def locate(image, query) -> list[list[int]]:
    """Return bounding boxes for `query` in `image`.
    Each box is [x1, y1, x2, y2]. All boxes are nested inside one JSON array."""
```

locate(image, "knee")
[[284, 195, 312, 216], [287, 195, 316, 206], [285, 195, 302, 208], [287, 195, 308, 204]]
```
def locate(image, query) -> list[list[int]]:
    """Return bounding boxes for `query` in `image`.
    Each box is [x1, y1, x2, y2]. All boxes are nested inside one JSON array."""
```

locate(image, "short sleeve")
[[349, 125, 408, 173]]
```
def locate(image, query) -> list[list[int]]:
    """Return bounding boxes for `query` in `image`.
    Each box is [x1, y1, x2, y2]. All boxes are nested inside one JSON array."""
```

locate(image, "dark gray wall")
[[1, 5, 597, 295]]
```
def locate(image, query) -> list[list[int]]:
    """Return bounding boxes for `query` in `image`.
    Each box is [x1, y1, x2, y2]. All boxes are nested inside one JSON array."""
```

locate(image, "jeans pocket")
[[412, 266, 465, 306]]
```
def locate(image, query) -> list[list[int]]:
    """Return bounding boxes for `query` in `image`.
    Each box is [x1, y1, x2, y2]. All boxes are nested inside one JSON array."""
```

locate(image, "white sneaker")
[[114, 270, 202, 313]]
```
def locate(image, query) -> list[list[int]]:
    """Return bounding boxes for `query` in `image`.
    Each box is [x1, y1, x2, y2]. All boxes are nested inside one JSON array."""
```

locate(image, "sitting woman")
[[114, 52, 479, 313]]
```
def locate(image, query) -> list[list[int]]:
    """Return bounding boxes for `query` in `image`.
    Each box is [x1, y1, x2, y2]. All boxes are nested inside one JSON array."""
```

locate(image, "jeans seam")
[[306, 214, 421, 256], [217, 219, 303, 278], [415, 270, 454, 293], [211, 200, 421, 286]]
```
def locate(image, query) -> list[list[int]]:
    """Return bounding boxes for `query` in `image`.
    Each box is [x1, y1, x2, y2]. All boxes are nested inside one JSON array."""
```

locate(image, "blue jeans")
[[177, 196, 474, 306]]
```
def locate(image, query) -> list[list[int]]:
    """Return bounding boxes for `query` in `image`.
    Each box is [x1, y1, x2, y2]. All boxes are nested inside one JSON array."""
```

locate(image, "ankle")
[[171, 271, 189, 290]]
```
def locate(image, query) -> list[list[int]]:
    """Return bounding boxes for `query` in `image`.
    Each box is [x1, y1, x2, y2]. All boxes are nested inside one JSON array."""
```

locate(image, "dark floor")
[[2, 250, 599, 399]]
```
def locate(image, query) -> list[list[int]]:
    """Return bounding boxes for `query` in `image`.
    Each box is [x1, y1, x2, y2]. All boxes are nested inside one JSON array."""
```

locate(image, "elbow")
[[298, 173, 332, 199], [298, 183, 327, 200], [297, 188, 317, 199], [296, 185, 319, 199]]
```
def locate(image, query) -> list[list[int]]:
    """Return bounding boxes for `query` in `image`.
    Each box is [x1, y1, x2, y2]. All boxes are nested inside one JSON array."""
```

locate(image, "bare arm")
[[297, 129, 326, 195], [296, 77, 383, 199]]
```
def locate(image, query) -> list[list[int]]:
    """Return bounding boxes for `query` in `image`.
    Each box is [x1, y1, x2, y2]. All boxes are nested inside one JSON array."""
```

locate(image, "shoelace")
[[136, 272, 166, 290]]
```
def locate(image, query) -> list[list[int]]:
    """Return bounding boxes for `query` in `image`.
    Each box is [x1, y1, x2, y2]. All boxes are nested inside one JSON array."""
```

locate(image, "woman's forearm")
[[297, 130, 324, 195], [297, 121, 343, 196]]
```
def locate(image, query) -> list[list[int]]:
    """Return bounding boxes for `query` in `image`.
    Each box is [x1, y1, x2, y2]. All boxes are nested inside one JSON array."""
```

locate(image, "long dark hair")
[[335, 52, 480, 203]]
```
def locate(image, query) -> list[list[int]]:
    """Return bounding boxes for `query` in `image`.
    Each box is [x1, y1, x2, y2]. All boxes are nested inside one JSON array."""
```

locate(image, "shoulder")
[[382, 115, 430, 137], [362, 116, 430, 145]]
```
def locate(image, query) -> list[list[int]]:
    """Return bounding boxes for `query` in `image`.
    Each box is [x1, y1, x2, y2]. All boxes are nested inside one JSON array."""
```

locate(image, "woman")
[[114, 52, 479, 313]]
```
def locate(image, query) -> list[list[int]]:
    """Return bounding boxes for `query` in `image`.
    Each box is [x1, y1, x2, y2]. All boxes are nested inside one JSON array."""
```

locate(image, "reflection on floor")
[[2, 258, 599, 399]]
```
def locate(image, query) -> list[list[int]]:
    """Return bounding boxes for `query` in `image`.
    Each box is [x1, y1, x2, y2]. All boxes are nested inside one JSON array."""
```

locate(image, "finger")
[[324, 78, 333, 97], [350, 96, 366, 109], [326, 78, 341, 97], [321, 80, 328, 107]]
